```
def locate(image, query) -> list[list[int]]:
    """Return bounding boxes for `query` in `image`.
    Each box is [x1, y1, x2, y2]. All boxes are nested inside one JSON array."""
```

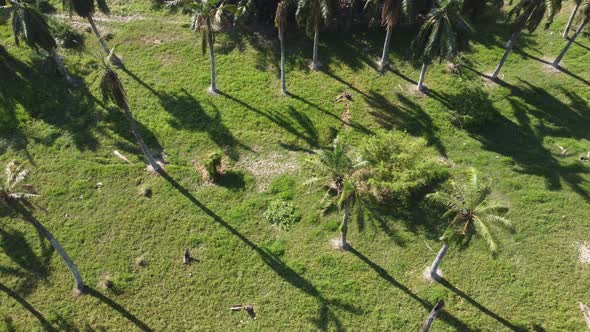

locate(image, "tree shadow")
[[85, 287, 152, 332], [438, 278, 527, 331], [217, 170, 247, 191], [347, 247, 473, 331], [513, 50, 590, 86], [0, 281, 57, 332], [157, 169, 361, 331]]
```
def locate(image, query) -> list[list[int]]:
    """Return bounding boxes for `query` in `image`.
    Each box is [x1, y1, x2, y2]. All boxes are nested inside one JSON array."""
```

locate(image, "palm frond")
[[474, 216, 498, 254], [483, 214, 515, 232]]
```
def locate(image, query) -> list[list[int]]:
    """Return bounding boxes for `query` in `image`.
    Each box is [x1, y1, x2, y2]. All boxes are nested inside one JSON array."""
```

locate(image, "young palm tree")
[[275, 0, 289, 95], [306, 137, 371, 250], [0, 161, 85, 294], [425, 168, 514, 280], [7, 0, 75, 84], [411, 0, 472, 91], [168, 0, 236, 94], [365, 0, 402, 71], [296, 0, 332, 70], [62, 0, 123, 67], [491, 0, 562, 79], [100, 64, 162, 172], [563, 0, 581, 38], [553, 0, 589, 66]]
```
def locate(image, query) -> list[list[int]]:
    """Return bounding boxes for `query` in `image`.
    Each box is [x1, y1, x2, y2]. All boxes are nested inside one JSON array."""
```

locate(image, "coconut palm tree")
[[275, 0, 289, 94], [491, 0, 562, 79], [168, 0, 236, 94], [62, 0, 122, 67], [411, 0, 472, 91], [296, 0, 332, 70], [563, 0, 581, 38], [6, 0, 75, 84], [425, 168, 514, 280], [306, 137, 371, 250], [553, 0, 589, 66], [0, 161, 85, 294], [365, 0, 403, 71], [100, 63, 162, 172]]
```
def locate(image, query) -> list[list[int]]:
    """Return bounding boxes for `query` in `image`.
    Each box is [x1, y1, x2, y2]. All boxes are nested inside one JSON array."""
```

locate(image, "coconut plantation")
[[1, 0, 589, 330]]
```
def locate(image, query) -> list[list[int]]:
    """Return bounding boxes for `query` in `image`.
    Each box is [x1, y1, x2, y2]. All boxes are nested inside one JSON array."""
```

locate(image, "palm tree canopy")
[[62, 0, 110, 18], [426, 168, 514, 255], [100, 67, 128, 110], [0, 161, 40, 211], [365, 0, 403, 27], [411, 0, 472, 63], [296, 0, 332, 36], [508, 0, 562, 32], [8, 0, 56, 53]]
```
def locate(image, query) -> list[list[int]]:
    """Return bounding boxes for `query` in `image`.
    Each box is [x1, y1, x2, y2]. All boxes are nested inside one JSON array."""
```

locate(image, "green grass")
[[1, 2, 590, 331]]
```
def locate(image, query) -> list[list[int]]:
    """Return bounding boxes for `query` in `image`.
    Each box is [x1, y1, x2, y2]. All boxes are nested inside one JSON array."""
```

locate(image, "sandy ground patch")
[[236, 151, 301, 192]]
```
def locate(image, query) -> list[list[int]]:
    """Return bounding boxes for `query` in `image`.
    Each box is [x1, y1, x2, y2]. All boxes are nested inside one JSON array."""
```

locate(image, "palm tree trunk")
[[492, 31, 519, 79], [279, 26, 286, 95], [123, 106, 160, 172], [563, 0, 581, 38], [417, 61, 428, 91], [553, 20, 586, 67], [340, 199, 350, 250], [379, 23, 393, 71], [311, 24, 320, 70], [206, 19, 217, 93], [87, 15, 122, 68], [50, 48, 75, 86], [430, 242, 448, 280], [15, 205, 84, 293], [422, 300, 445, 332]]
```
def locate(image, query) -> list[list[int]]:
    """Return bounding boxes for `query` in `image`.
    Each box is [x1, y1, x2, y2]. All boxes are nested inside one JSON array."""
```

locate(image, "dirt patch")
[[422, 266, 443, 282], [579, 242, 590, 264], [236, 151, 301, 192], [541, 58, 562, 74]]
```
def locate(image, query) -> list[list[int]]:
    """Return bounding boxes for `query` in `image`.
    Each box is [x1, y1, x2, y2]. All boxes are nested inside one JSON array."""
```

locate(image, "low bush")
[[264, 199, 300, 229]]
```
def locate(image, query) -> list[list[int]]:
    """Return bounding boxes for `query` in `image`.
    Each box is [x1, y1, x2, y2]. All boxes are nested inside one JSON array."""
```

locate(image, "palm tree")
[[306, 137, 371, 250], [563, 0, 581, 38], [411, 0, 472, 91], [0, 161, 85, 294], [425, 168, 514, 280], [553, 0, 589, 66], [491, 0, 562, 79], [168, 0, 236, 94], [365, 0, 402, 71], [62, 0, 123, 67], [100, 64, 162, 172], [275, 0, 289, 94], [7, 0, 75, 84], [296, 0, 332, 70]]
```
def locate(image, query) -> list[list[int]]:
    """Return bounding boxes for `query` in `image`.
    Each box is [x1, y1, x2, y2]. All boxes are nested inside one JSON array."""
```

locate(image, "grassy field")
[[1, 1, 590, 331]]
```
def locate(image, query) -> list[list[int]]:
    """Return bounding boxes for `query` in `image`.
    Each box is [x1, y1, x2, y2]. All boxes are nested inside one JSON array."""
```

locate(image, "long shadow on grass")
[[86, 287, 153, 332], [0, 281, 57, 331], [348, 247, 473, 331], [513, 50, 590, 86], [158, 169, 361, 331], [438, 278, 527, 331]]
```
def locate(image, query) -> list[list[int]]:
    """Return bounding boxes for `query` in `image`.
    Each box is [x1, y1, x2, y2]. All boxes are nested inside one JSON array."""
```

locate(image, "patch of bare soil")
[[236, 151, 301, 192], [541, 57, 562, 74], [422, 266, 443, 282], [579, 242, 590, 264]]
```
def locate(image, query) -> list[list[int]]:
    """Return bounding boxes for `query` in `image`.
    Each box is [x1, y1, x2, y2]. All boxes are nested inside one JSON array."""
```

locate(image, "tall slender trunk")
[[422, 300, 445, 332], [15, 204, 84, 293], [430, 242, 448, 280], [340, 199, 350, 250], [87, 15, 122, 68], [279, 26, 286, 95], [563, 0, 581, 38], [206, 19, 217, 93], [417, 61, 428, 91], [50, 48, 75, 86], [379, 23, 393, 71], [311, 24, 320, 70], [492, 31, 519, 79], [553, 20, 587, 67], [123, 106, 160, 172]]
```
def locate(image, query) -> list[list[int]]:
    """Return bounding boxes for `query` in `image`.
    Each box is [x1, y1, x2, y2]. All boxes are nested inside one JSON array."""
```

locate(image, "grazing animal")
[[230, 305, 256, 320], [335, 91, 353, 102], [555, 144, 568, 157], [580, 152, 590, 162]]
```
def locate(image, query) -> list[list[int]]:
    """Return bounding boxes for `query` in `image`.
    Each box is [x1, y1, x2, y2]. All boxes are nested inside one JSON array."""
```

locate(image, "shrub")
[[264, 199, 300, 229], [361, 130, 448, 206], [203, 151, 224, 180]]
